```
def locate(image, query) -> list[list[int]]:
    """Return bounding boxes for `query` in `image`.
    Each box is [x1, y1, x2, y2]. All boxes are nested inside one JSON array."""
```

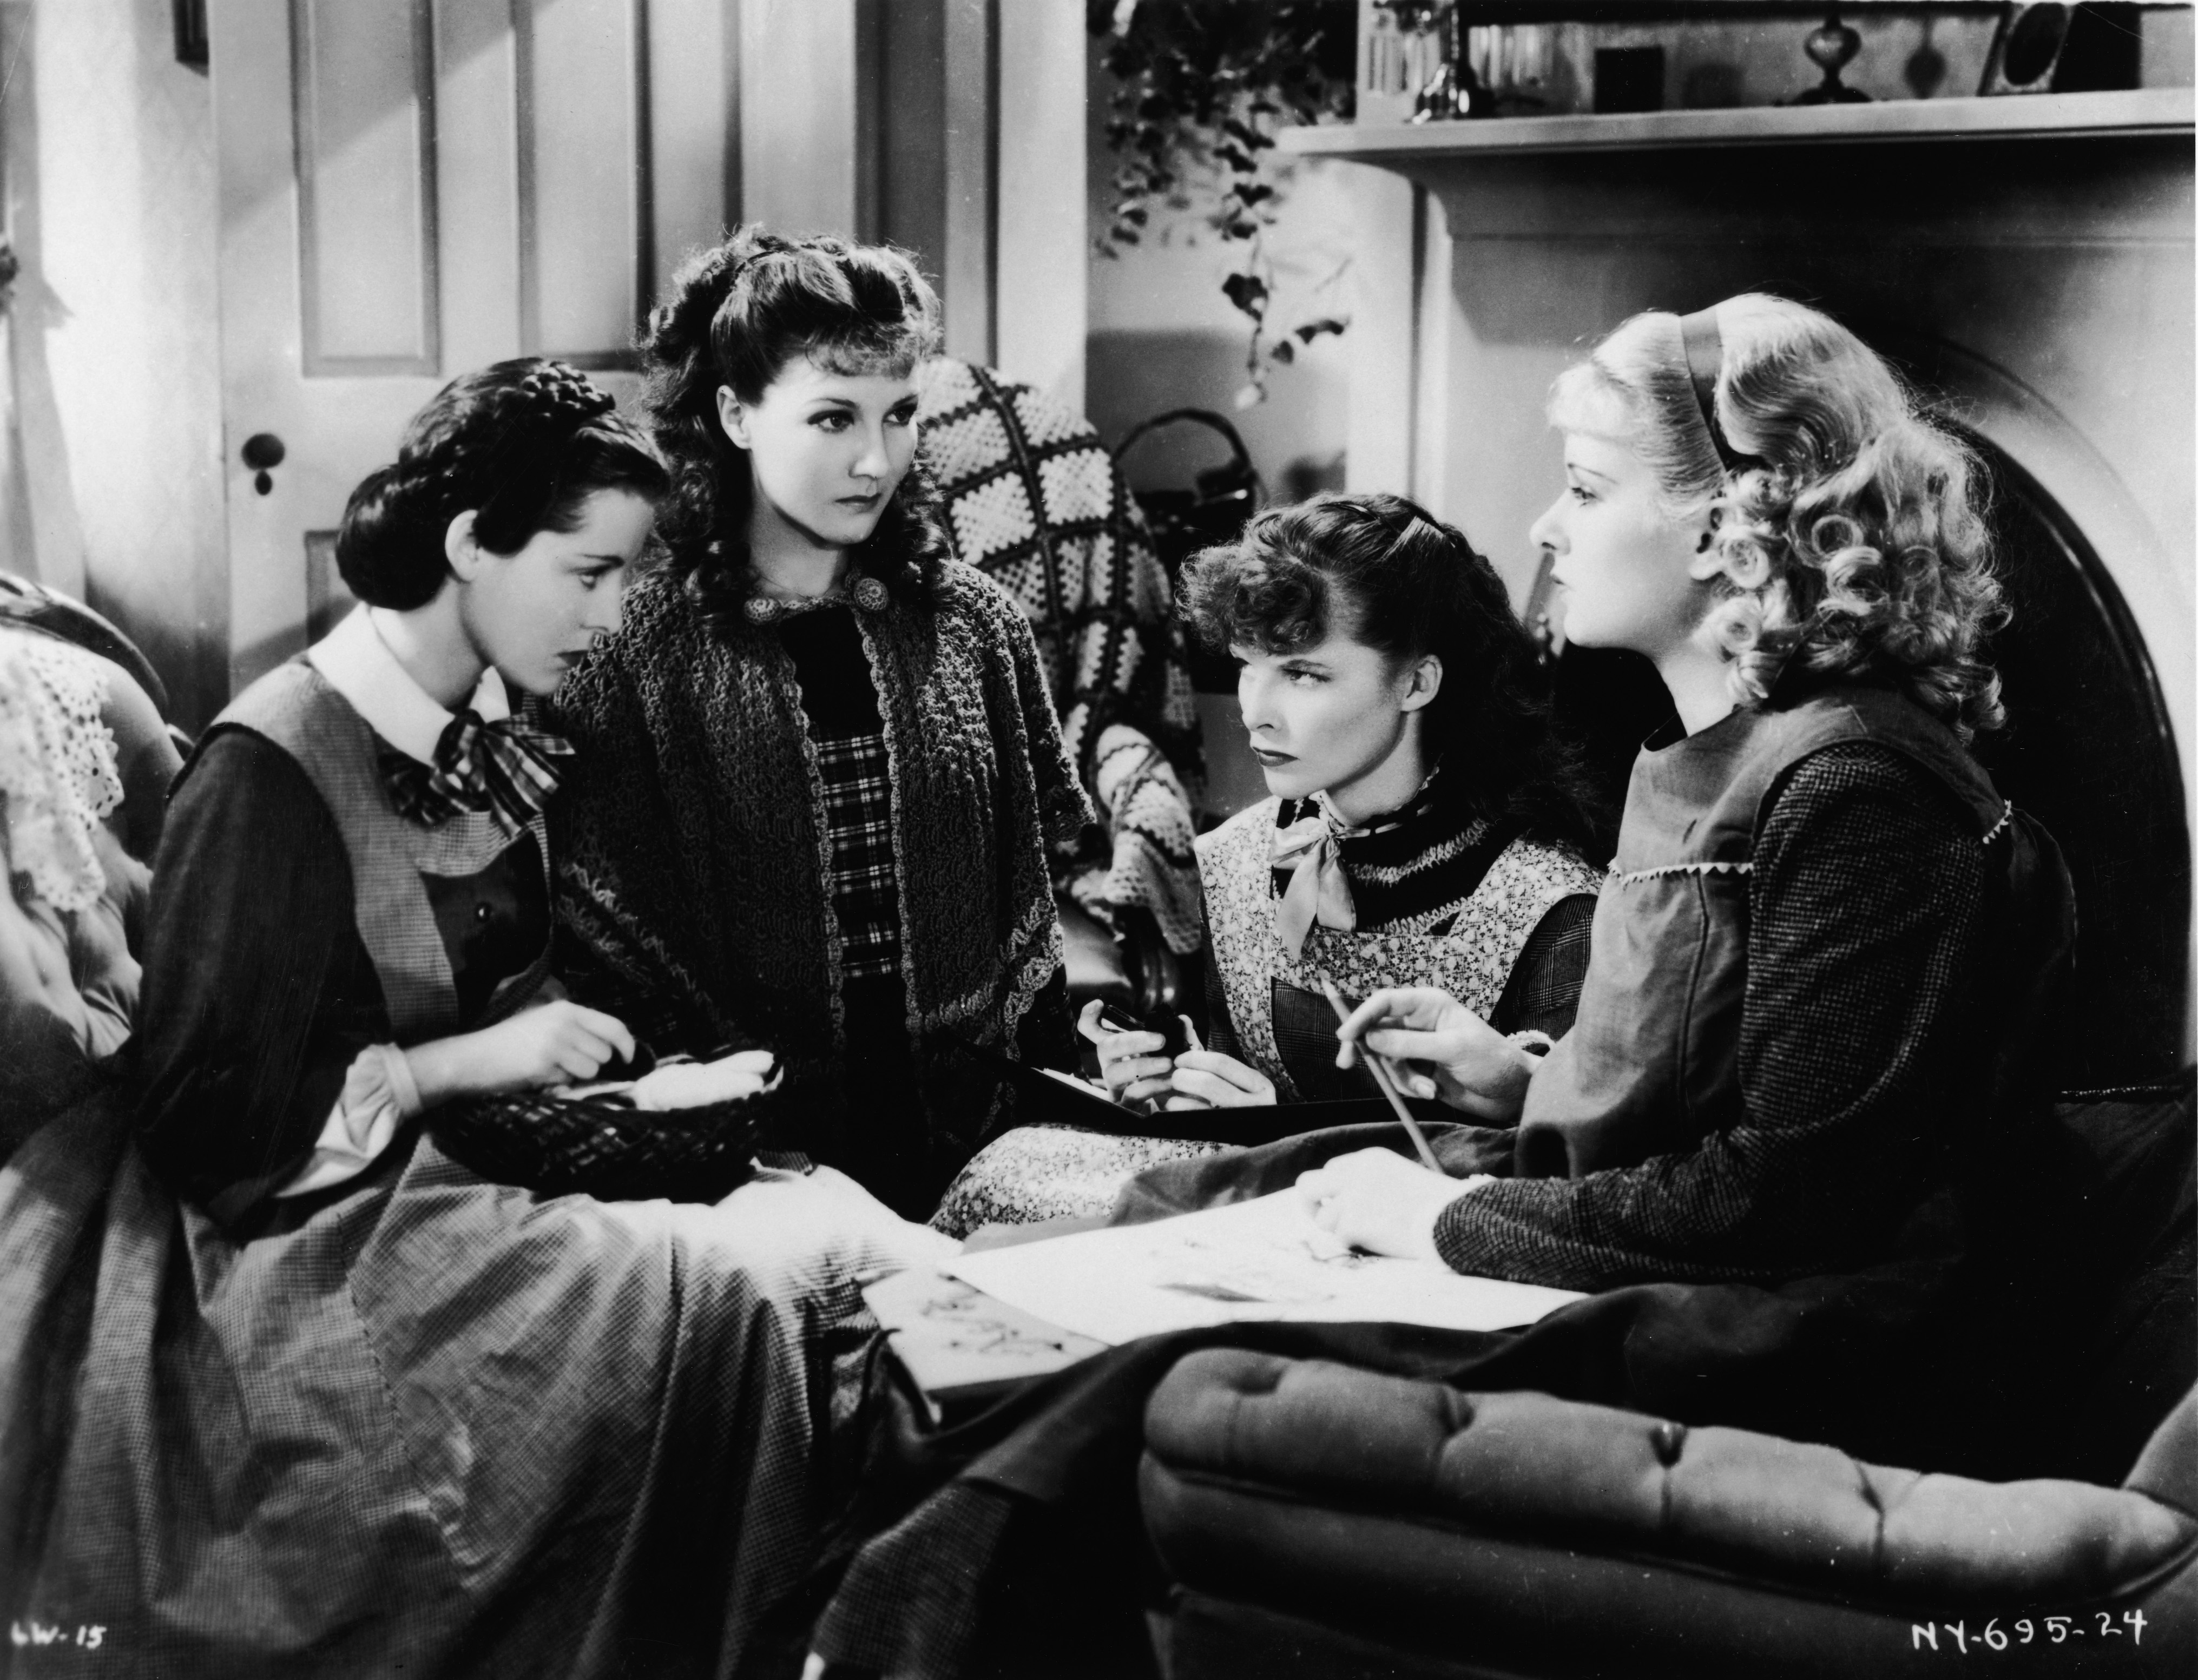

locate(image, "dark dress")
[[0, 647, 950, 1678]]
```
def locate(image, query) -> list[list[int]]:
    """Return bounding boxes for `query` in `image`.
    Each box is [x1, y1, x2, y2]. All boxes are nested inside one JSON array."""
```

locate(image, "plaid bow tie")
[[379, 708, 574, 839]]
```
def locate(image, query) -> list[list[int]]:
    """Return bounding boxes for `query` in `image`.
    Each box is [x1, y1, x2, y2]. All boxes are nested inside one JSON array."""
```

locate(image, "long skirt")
[[0, 1094, 953, 1679]]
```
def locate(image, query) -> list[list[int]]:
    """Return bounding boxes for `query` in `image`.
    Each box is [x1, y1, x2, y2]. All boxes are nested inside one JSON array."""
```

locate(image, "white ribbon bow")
[[1271, 803, 1371, 958]]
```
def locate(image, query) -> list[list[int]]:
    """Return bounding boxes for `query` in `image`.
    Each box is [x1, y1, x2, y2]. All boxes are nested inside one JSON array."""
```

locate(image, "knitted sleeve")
[[1432, 743, 1988, 1290], [549, 633, 729, 1052], [962, 564, 1094, 850]]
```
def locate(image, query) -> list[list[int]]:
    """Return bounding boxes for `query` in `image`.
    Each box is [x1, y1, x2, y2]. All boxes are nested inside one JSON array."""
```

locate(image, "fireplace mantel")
[[1278, 87, 2192, 163]]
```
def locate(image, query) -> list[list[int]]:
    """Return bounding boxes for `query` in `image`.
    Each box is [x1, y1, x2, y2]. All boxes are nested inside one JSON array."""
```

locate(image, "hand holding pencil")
[[1314, 974, 1442, 1171], [1300, 974, 1520, 1262], [1328, 984, 1542, 1126]]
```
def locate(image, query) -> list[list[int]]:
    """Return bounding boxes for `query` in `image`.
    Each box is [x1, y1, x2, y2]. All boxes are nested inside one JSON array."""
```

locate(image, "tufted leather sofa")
[[1143, 1354, 2194, 1678], [1139, 1091, 2196, 1678]]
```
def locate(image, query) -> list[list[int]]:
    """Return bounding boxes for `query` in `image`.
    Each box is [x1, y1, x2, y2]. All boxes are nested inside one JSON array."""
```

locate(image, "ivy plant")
[[1088, 0, 1358, 404]]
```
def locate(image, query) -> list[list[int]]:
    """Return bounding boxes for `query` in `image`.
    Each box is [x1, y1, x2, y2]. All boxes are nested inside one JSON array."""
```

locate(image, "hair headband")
[[725, 239, 819, 297], [1677, 307, 1762, 476], [725, 247, 780, 291]]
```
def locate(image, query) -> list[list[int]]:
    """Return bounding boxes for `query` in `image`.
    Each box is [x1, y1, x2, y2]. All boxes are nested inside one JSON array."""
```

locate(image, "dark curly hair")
[[1179, 492, 1610, 857], [335, 358, 668, 611], [637, 225, 951, 629]]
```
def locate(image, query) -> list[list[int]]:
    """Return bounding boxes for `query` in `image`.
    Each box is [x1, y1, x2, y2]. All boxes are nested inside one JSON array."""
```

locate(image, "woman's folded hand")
[[1162, 1049, 1275, 1109], [1077, 999, 1176, 1110], [1296, 1147, 1478, 1262]]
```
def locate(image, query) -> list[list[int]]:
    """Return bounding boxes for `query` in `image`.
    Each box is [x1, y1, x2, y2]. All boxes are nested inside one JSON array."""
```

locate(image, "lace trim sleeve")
[[1, 632, 121, 914]]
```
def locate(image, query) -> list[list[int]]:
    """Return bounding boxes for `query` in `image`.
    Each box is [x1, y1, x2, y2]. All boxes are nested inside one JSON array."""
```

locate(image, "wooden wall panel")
[[941, 0, 996, 365], [739, 0, 865, 240], [648, 0, 738, 293], [516, 0, 649, 367], [291, 0, 439, 373], [434, 0, 523, 371]]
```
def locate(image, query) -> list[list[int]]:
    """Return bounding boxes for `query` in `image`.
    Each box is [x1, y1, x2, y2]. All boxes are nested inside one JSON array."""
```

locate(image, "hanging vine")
[[1087, 0, 1358, 405]]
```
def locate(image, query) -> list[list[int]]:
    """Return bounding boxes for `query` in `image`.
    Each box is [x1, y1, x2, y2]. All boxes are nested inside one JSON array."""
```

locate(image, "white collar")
[[306, 606, 510, 767]]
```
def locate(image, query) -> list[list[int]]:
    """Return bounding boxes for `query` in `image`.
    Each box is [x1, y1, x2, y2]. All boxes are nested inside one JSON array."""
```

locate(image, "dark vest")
[[215, 660, 551, 1043], [1517, 684, 2068, 1182]]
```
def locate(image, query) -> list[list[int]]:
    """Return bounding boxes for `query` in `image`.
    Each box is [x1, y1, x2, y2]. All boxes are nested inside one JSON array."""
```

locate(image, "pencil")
[[1315, 972, 1444, 1174]]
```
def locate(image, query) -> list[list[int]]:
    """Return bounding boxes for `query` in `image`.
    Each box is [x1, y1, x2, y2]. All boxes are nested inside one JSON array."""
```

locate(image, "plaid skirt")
[[0, 1095, 953, 1679]]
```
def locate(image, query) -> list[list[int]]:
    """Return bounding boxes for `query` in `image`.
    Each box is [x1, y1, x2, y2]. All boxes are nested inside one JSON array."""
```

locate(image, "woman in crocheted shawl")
[[552, 227, 1089, 1217], [931, 493, 1608, 1235]]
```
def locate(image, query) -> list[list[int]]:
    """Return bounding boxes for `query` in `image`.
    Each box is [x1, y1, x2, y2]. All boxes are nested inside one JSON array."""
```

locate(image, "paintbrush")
[[1315, 972, 1444, 1174]]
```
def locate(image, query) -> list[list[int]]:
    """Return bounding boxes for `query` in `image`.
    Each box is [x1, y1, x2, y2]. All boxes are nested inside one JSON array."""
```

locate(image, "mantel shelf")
[[1275, 88, 2193, 163]]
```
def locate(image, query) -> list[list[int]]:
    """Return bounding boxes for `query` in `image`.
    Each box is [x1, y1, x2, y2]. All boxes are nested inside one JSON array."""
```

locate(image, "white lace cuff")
[[275, 1043, 424, 1198]]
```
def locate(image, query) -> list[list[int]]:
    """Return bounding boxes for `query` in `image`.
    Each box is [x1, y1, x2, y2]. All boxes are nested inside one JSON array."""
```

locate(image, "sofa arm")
[[1144, 1349, 2198, 1607]]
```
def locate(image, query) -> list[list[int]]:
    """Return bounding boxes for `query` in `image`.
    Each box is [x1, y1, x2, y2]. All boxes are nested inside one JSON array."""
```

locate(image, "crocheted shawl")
[[1199, 793, 1604, 1103], [915, 359, 1204, 952], [0, 626, 122, 914], [550, 559, 1090, 1131]]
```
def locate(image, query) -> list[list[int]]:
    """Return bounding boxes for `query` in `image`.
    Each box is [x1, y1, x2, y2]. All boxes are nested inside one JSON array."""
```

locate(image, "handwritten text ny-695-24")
[[1912, 1611, 2146, 1653]]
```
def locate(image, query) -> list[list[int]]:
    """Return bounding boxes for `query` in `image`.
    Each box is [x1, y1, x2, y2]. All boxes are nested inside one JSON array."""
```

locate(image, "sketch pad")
[[946, 1191, 1586, 1347], [863, 1266, 1108, 1420]]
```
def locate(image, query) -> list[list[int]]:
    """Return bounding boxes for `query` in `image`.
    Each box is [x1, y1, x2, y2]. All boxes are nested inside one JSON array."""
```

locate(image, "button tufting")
[[1235, 1363, 1285, 1398], [1650, 1419, 1688, 1467], [1440, 1389, 1477, 1436]]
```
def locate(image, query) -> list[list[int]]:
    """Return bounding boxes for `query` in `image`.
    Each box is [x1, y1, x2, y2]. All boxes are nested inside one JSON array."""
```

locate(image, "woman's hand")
[[1077, 998, 1176, 1110], [1162, 1049, 1275, 1110], [407, 1000, 637, 1104], [1334, 986, 1538, 1123], [1296, 1147, 1477, 1261]]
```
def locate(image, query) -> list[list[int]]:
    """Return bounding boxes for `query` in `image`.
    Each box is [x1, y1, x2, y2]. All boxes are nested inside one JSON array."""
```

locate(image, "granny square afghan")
[[916, 359, 1204, 953]]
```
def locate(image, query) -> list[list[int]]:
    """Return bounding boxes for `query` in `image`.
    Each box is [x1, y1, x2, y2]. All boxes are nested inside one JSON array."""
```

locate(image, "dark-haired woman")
[[0, 358, 954, 1677], [929, 492, 1605, 1235], [554, 228, 1088, 1218]]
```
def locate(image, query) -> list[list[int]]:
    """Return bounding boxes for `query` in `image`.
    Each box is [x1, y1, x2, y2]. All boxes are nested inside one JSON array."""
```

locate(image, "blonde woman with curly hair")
[[1300, 294, 2072, 1294]]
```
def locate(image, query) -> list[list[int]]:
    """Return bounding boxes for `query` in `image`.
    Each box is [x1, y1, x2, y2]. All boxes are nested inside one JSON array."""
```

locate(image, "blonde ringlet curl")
[[1548, 293, 2006, 744]]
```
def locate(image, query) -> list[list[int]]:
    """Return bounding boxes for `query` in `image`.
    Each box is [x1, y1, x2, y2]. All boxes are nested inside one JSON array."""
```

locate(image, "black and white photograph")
[[0, 1, 2192, 1675]]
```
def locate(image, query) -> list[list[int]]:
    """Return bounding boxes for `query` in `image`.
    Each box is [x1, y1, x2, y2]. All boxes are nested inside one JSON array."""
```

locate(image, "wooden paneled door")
[[208, 0, 733, 696]]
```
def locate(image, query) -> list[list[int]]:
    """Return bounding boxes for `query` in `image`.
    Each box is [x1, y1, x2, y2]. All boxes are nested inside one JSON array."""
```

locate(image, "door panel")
[[517, 0, 647, 366], [435, 1, 525, 371], [293, 0, 439, 372], [214, 0, 729, 699]]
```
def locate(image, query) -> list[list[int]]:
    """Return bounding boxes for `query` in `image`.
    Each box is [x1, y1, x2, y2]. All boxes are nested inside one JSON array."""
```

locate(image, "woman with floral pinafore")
[[931, 492, 1608, 1235]]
